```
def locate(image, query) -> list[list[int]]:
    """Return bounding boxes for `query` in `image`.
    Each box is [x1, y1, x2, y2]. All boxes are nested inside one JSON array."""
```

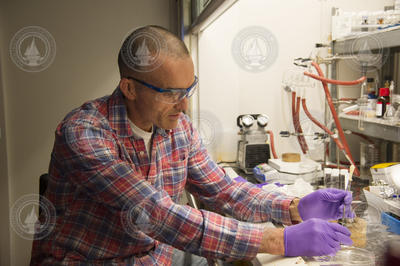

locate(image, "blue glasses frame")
[[126, 75, 198, 100]]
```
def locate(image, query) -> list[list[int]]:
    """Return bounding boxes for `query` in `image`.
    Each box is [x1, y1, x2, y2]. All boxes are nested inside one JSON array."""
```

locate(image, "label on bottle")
[[376, 102, 383, 117]]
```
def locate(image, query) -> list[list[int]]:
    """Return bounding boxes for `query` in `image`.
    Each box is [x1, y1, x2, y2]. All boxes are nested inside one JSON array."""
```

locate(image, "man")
[[31, 25, 353, 265]]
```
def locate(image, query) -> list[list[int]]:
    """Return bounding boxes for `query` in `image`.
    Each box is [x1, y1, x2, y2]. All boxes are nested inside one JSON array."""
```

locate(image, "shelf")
[[333, 26, 400, 54], [330, 21, 400, 163], [339, 114, 400, 142]]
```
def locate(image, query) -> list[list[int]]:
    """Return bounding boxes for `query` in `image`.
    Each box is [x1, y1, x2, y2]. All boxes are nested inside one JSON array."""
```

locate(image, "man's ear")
[[119, 78, 136, 100]]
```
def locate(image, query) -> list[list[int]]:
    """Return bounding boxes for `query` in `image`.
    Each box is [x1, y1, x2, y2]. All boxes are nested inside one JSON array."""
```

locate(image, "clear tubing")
[[358, 81, 368, 131], [358, 96, 368, 131]]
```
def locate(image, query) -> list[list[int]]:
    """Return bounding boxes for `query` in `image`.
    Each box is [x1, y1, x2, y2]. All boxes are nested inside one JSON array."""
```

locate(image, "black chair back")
[[39, 173, 49, 216]]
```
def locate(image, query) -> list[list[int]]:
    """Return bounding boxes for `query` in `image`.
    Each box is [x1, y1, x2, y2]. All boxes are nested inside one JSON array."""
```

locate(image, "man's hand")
[[297, 188, 355, 221], [284, 218, 353, 257], [258, 227, 285, 255]]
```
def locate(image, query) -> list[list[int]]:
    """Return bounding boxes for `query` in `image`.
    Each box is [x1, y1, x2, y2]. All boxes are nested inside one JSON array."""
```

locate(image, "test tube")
[[324, 168, 332, 188], [340, 169, 349, 190], [331, 169, 340, 189]]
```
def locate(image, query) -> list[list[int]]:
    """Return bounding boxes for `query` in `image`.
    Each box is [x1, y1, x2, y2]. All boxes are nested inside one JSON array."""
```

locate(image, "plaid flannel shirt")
[[30, 87, 294, 265]]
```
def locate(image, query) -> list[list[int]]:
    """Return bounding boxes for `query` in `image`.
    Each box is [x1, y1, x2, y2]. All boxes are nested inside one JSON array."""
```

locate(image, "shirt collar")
[[108, 86, 170, 138]]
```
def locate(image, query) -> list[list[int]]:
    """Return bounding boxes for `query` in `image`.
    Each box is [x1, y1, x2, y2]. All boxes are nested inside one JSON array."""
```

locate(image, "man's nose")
[[174, 97, 189, 112]]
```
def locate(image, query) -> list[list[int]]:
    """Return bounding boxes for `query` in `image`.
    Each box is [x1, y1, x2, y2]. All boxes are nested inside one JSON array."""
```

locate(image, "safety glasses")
[[126, 75, 198, 104]]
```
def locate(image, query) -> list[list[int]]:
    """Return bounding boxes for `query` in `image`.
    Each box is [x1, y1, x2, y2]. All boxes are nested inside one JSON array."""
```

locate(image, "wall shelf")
[[329, 26, 400, 163], [339, 114, 400, 143], [333, 26, 400, 54]]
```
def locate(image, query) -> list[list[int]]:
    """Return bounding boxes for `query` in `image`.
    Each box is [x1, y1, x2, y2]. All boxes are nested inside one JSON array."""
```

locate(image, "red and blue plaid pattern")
[[30, 87, 294, 265]]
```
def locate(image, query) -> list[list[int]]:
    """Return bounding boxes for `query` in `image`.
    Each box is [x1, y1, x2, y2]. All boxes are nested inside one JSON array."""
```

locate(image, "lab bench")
[[220, 165, 396, 266]]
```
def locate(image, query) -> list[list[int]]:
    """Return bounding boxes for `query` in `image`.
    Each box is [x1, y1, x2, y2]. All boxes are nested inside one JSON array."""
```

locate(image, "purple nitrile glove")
[[234, 176, 247, 183], [255, 182, 269, 188], [234, 176, 271, 188], [298, 188, 355, 221], [284, 218, 353, 257]]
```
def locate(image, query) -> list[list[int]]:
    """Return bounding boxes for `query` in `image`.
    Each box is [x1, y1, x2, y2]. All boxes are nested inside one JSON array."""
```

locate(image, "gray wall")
[[0, 0, 177, 265], [0, 3, 11, 264]]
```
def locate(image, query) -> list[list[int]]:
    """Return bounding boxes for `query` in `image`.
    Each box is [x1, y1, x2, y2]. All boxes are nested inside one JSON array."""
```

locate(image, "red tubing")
[[340, 160, 360, 165], [267, 130, 278, 159], [303, 72, 366, 86], [291, 92, 308, 154], [301, 98, 345, 151], [308, 61, 360, 176], [323, 164, 350, 170], [351, 132, 375, 144], [291, 91, 296, 119], [296, 96, 309, 153], [292, 92, 304, 153], [339, 98, 358, 101]]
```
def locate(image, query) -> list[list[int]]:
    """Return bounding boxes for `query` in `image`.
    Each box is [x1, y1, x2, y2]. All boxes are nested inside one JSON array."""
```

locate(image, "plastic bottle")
[[376, 87, 390, 118]]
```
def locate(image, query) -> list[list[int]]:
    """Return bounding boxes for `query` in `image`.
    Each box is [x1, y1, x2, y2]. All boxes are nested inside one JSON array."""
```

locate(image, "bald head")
[[118, 25, 190, 79]]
